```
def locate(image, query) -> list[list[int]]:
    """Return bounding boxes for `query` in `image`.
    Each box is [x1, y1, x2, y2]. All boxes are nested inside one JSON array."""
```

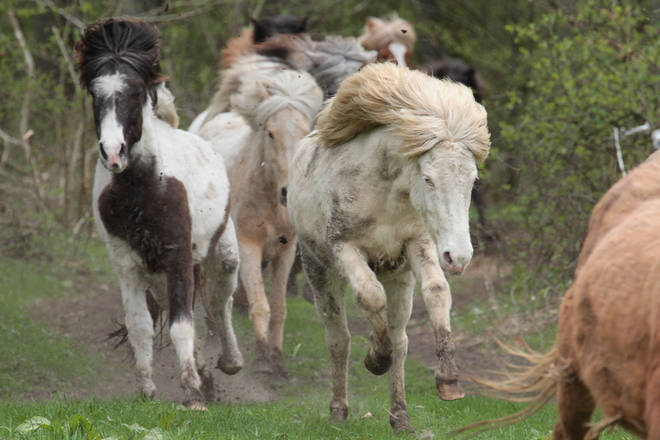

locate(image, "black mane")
[[75, 17, 165, 91], [252, 14, 308, 43], [424, 58, 484, 103]]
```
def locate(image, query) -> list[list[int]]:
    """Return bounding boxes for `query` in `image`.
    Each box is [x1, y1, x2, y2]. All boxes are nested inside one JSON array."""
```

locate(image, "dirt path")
[[27, 254, 514, 404]]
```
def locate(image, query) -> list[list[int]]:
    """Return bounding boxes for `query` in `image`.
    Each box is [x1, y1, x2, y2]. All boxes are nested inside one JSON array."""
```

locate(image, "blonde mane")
[[357, 13, 416, 51], [152, 82, 179, 128], [201, 54, 292, 126], [229, 54, 323, 129], [315, 62, 490, 163]]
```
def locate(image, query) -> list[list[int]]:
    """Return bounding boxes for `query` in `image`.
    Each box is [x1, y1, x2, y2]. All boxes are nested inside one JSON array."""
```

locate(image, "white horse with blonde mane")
[[194, 54, 323, 374], [288, 63, 490, 433]]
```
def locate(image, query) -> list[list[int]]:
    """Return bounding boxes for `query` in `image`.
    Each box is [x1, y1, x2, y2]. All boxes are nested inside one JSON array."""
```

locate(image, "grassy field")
[[0, 233, 635, 439]]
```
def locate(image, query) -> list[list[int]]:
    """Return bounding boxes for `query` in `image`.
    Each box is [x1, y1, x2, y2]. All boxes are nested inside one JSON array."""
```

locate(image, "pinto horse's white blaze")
[[80, 18, 244, 410], [388, 42, 408, 67], [92, 72, 129, 172]]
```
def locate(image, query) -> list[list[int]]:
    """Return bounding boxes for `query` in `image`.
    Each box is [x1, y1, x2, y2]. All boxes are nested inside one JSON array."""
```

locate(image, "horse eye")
[[268, 131, 274, 139], [424, 176, 434, 188]]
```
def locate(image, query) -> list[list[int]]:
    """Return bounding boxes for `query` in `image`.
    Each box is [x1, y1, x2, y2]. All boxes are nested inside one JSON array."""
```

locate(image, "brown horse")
[[357, 13, 416, 67], [455, 152, 660, 439]]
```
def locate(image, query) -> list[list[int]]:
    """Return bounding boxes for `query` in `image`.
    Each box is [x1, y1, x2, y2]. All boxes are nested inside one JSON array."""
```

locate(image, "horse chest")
[[98, 174, 192, 273]]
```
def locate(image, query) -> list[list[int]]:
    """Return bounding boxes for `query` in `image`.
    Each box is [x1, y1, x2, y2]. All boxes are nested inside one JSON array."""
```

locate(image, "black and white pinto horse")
[[76, 18, 243, 410], [288, 63, 490, 433]]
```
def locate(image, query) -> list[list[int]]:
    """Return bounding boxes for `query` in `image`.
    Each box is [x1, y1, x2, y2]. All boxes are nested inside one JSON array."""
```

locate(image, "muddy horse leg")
[[204, 219, 244, 376], [335, 242, 392, 375], [192, 265, 216, 403], [380, 271, 416, 434], [302, 248, 351, 423], [408, 236, 464, 400], [267, 238, 297, 375], [238, 239, 271, 372]]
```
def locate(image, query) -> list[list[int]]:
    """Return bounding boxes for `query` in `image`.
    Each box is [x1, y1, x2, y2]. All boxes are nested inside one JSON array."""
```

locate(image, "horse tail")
[[451, 342, 568, 439], [106, 289, 164, 350]]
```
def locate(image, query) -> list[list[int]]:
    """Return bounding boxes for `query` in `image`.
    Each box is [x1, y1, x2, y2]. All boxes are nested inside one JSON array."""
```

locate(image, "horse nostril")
[[443, 252, 454, 267], [119, 143, 126, 158], [99, 142, 108, 161], [111, 162, 119, 169]]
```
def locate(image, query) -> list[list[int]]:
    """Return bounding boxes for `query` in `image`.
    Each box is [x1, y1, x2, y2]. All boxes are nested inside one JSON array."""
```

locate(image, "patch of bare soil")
[[26, 252, 552, 404], [28, 284, 275, 405]]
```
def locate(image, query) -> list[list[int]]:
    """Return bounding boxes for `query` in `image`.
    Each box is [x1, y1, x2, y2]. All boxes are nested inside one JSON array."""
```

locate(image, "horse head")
[[76, 18, 166, 173]]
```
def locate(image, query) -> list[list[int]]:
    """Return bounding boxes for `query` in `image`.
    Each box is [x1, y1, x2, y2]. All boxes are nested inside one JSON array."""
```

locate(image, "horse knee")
[[355, 281, 386, 313]]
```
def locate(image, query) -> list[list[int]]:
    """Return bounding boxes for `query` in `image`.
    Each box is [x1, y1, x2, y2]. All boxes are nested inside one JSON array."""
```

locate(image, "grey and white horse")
[[77, 18, 243, 409], [288, 63, 490, 433]]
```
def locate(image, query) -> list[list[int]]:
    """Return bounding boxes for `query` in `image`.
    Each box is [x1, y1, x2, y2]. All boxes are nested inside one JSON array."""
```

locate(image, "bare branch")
[[29, 0, 85, 30], [8, 9, 45, 200], [138, 2, 226, 24], [52, 26, 81, 93], [0, 128, 22, 146]]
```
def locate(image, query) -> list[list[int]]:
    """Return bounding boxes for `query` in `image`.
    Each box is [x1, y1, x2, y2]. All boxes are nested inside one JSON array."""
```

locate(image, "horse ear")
[[301, 15, 309, 29], [251, 17, 267, 43], [366, 18, 377, 30]]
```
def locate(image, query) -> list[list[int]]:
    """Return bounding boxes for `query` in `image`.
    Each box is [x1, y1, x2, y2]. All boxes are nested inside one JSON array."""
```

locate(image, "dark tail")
[[451, 342, 568, 438], [106, 289, 165, 349]]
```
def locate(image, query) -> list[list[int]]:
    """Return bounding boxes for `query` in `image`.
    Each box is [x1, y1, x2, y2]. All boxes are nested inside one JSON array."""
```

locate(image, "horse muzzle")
[[99, 141, 128, 173]]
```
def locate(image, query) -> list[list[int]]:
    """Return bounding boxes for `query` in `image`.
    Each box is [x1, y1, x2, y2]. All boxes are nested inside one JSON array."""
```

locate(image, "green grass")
[[0, 233, 115, 397], [0, 233, 637, 439]]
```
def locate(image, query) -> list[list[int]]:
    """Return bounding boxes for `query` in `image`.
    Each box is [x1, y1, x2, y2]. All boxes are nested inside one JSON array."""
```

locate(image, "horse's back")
[[577, 156, 660, 272], [193, 111, 250, 170]]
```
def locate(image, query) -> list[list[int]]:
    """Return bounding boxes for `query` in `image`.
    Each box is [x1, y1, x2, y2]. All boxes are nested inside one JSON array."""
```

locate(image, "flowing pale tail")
[[451, 343, 570, 438]]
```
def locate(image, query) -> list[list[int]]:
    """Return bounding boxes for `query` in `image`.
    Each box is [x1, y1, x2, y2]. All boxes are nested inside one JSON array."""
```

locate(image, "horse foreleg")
[[166, 254, 206, 410], [335, 242, 392, 375], [238, 239, 271, 372], [268, 238, 297, 375], [381, 272, 415, 434], [408, 235, 464, 401], [302, 249, 350, 423], [204, 219, 244, 376], [116, 266, 156, 399]]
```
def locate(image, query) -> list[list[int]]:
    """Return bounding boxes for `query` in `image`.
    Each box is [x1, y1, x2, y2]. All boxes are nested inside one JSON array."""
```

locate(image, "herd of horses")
[[73, 12, 660, 439]]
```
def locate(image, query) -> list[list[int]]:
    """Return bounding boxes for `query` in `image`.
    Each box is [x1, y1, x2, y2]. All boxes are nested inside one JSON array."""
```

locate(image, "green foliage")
[[497, 0, 660, 293]]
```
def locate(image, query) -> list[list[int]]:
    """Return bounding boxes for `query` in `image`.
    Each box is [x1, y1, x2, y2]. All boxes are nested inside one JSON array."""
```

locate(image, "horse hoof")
[[183, 400, 208, 411], [436, 378, 465, 401], [252, 357, 274, 375], [217, 356, 243, 375], [364, 347, 392, 376], [330, 403, 348, 423], [390, 414, 415, 435]]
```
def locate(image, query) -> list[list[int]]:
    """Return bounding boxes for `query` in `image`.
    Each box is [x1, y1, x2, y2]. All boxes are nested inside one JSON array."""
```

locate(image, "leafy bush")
[[497, 1, 660, 293]]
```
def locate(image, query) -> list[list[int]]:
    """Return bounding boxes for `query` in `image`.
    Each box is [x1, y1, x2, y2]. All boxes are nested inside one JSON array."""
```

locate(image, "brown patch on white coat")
[[77, 18, 243, 410]]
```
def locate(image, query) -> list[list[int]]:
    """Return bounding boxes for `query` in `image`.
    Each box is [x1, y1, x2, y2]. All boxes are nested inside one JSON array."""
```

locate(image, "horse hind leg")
[[381, 271, 416, 434], [203, 219, 244, 376], [335, 243, 393, 376], [303, 249, 351, 423], [553, 374, 595, 440], [192, 265, 216, 404]]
